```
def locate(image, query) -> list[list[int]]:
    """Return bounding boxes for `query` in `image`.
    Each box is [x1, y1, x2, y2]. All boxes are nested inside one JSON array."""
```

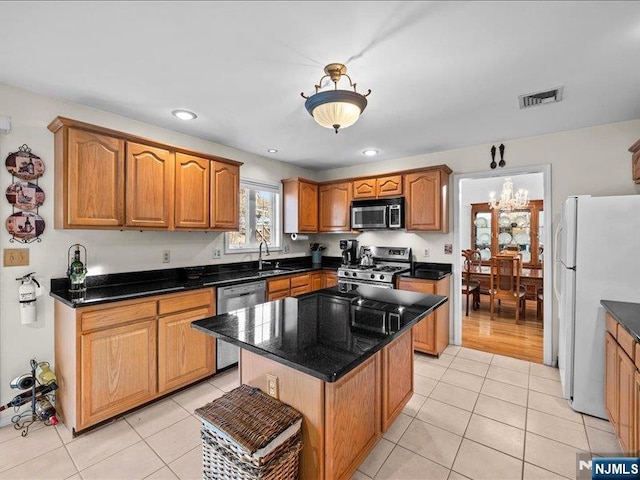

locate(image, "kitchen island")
[[192, 285, 447, 480]]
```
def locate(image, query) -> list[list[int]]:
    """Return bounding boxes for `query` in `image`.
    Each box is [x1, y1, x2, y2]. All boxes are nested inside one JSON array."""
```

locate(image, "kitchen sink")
[[256, 269, 293, 277]]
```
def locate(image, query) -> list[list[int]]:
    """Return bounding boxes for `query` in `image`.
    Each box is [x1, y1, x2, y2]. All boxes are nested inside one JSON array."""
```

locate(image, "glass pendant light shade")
[[301, 64, 370, 133], [304, 90, 367, 133]]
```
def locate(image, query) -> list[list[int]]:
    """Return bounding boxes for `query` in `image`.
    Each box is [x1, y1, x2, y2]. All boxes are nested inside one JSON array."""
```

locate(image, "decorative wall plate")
[[5, 147, 45, 181], [6, 211, 45, 241], [5, 182, 45, 211]]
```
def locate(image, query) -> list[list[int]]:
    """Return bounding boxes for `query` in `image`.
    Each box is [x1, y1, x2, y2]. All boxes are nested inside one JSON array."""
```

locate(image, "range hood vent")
[[519, 86, 564, 109]]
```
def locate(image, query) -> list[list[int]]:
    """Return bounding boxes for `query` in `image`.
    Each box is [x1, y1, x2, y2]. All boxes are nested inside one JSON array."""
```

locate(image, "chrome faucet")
[[258, 240, 271, 270]]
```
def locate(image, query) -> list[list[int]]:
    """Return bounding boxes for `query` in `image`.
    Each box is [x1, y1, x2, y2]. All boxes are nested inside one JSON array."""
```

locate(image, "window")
[[225, 179, 281, 252]]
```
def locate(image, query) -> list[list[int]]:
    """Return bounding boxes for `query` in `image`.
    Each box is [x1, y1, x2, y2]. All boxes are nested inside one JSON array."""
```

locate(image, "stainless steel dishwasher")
[[216, 280, 267, 370]]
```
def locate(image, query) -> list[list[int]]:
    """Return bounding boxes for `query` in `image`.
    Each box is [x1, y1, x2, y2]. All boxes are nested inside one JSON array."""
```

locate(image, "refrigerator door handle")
[[553, 222, 563, 301]]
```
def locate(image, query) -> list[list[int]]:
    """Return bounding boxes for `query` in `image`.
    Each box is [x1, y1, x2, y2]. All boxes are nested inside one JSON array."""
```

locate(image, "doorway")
[[452, 165, 554, 366]]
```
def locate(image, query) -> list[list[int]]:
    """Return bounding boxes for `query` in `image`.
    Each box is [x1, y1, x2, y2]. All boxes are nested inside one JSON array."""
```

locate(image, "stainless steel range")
[[338, 246, 412, 289]]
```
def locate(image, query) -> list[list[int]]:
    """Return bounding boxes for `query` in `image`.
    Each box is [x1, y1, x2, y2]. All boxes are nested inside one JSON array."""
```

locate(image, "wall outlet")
[[212, 248, 222, 259], [162, 250, 170, 263], [444, 244, 453, 255], [283, 245, 290, 254], [266, 374, 279, 399], [423, 248, 430, 258], [3, 248, 29, 267]]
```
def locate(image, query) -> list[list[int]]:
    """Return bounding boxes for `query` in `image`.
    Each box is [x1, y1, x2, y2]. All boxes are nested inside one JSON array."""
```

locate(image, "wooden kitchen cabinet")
[[616, 344, 636, 454], [353, 175, 403, 199], [604, 313, 639, 455], [211, 161, 239, 230], [605, 332, 619, 426], [404, 166, 451, 233], [267, 277, 291, 301], [54, 287, 216, 434], [80, 318, 157, 429], [54, 127, 125, 228], [290, 273, 311, 297], [381, 329, 413, 431], [48, 117, 242, 232], [397, 276, 450, 356], [175, 153, 210, 229], [630, 138, 640, 184], [126, 142, 174, 228], [324, 271, 338, 288], [157, 289, 216, 393], [282, 178, 319, 233], [319, 181, 352, 232], [310, 272, 324, 291]]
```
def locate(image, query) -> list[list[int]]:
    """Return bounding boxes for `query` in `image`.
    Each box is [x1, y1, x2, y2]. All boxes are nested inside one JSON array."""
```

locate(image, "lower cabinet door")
[[617, 346, 636, 454], [605, 333, 618, 427], [635, 371, 640, 456], [382, 329, 413, 431], [413, 315, 436, 354], [158, 307, 216, 394], [80, 319, 157, 429]]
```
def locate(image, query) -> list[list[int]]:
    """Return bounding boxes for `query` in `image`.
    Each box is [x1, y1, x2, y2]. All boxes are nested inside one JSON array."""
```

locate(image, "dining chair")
[[489, 254, 526, 323], [461, 249, 481, 316], [536, 287, 544, 321]]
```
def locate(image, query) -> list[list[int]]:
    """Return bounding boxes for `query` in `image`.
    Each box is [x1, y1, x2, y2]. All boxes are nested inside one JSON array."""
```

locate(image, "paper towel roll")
[[290, 233, 309, 241]]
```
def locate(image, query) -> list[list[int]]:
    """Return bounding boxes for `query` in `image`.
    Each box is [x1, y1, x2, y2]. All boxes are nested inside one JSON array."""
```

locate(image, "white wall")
[[0, 83, 317, 423], [316, 120, 640, 262]]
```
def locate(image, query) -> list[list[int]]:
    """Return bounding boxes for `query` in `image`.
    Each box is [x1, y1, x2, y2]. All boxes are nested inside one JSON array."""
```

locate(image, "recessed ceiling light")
[[362, 149, 379, 157], [171, 109, 197, 120], [267, 149, 278, 154]]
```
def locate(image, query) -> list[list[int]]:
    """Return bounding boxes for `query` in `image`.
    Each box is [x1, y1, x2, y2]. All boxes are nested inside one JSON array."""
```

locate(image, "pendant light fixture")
[[301, 63, 371, 134]]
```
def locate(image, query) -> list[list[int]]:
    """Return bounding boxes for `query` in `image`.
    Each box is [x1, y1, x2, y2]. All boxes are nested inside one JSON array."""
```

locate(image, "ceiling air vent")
[[519, 86, 564, 109]]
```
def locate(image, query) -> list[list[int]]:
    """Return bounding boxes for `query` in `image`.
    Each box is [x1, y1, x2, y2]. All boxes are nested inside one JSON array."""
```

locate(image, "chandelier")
[[301, 63, 371, 134], [489, 178, 529, 211]]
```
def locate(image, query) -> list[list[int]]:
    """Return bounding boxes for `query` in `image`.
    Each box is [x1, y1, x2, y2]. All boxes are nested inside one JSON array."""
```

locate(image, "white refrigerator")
[[556, 194, 640, 419]]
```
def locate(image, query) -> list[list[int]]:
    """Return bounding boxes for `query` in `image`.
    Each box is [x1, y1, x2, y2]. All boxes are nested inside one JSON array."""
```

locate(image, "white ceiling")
[[1, 1, 639, 170]]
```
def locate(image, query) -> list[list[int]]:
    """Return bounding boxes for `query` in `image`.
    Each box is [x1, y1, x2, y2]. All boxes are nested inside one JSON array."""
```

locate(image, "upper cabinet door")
[[126, 142, 174, 228], [405, 169, 449, 232], [319, 182, 352, 232], [298, 181, 319, 232], [211, 161, 239, 230], [282, 178, 318, 233], [353, 179, 377, 199], [175, 153, 210, 229], [376, 175, 403, 197], [66, 128, 125, 227]]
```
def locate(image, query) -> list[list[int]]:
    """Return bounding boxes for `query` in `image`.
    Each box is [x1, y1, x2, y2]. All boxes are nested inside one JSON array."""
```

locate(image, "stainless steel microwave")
[[351, 197, 404, 230]]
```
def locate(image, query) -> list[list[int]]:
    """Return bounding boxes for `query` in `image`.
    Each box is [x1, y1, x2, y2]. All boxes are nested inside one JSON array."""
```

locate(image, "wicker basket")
[[195, 384, 303, 480]]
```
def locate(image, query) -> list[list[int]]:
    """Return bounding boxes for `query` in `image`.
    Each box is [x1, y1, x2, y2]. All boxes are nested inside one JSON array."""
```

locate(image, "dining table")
[[468, 264, 544, 302]]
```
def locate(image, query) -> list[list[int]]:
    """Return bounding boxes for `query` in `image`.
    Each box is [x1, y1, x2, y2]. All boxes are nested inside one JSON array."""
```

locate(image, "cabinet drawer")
[[81, 301, 157, 332], [267, 290, 289, 301], [268, 278, 290, 293], [158, 288, 214, 316], [290, 273, 310, 288], [617, 326, 636, 361], [397, 278, 435, 294], [606, 314, 618, 336], [290, 285, 310, 297]]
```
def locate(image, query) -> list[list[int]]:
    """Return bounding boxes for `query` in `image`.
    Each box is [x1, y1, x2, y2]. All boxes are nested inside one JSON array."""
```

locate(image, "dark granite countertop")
[[50, 256, 342, 308], [601, 300, 640, 342], [191, 285, 448, 382], [399, 262, 452, 281]]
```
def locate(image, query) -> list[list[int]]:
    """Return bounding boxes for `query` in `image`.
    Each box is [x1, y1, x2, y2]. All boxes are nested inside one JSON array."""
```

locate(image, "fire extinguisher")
[[17, 272, 40, 325]]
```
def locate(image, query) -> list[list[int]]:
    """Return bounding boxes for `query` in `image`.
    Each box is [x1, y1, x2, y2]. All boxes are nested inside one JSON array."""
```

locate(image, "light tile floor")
[[0, 347, 621, 480]]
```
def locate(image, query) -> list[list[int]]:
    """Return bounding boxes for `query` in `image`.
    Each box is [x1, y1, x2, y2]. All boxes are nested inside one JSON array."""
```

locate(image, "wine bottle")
[[68, 245, 87, 292], [34, 397, 59, 425]]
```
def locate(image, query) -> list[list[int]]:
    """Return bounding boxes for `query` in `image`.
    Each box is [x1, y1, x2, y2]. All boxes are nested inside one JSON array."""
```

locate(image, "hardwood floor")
[[462, 294, 544, 363]]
